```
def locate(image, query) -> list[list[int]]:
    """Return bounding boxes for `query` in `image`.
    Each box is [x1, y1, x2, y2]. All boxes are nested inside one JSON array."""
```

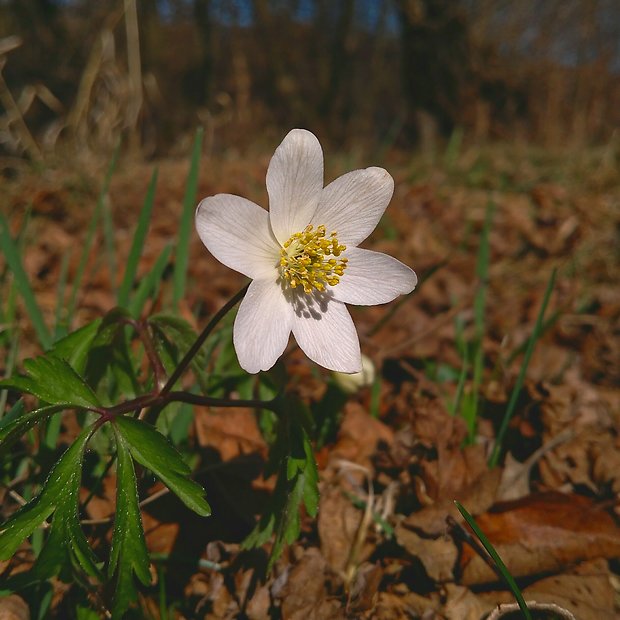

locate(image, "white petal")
[[290, 294, 361, 373], [312, 167, 394, 246], [267, 129, 324, 245], [331, 247, 417, 305], [196, 194, 279, 279], [233, 279, 293, 373]]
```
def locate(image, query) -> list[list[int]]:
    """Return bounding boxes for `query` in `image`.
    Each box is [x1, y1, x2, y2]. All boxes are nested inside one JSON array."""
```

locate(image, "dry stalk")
[[335, 460, 376, 591], [123, 0, 143, 155], [0, 59, 42, 162]]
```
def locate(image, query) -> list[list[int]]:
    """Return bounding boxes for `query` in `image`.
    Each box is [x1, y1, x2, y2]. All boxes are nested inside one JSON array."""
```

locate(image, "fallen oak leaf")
[[478, 559, 616, 620], [459, 492, 620, 585]]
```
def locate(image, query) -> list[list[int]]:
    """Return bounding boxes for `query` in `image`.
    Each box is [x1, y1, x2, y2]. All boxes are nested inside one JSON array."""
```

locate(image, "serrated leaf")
[[50, 319, 102, 375], [109, 427, 152, 619], [0, 426, 96, 561], [32, 427, 103, 582], [0, 401, 63, 456], [114, 416, 211, 516], [0, 355, 101, 410], [242, 405, 319, 569]]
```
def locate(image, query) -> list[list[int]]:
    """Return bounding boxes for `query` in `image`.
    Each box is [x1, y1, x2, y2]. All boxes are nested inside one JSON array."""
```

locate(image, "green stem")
[[89, 284, 260, 425], [488, 268, 556, 468], [131, 319, 167, 391], [161, 283, 249, 395]]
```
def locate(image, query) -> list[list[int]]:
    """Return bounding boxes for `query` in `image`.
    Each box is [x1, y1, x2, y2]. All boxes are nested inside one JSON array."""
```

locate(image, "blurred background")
[[1, 0, 619, 161]]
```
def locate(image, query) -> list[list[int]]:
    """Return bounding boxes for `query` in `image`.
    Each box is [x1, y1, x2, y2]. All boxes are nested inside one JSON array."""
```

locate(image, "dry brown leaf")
[[402, 465, 501, 537], [194, 406, 268, 462], [331, 402, 394, 468], [346, 562, 382, 615], [479, 559, 617, 620], [520, 558, 617, 620], [141, 510, 180, 556], [0, 595, 29, 620], [318, 484, 373, 575], [442, 583, 488, 620], [459, 492, 620, 585], [497, 429, 573, 502], [421, 444, 497, 504], [373, 591, 441, 620], [394, 524, 457, 582], [278, 548, 344, 620]]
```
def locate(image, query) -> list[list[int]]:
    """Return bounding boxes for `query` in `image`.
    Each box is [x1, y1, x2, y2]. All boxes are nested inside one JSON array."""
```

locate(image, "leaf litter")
[[1, 144, 619, 618]]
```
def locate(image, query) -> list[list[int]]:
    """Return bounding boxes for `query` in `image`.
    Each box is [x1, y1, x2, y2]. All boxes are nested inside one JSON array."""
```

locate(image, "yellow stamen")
[[279, 224, 347, 293]]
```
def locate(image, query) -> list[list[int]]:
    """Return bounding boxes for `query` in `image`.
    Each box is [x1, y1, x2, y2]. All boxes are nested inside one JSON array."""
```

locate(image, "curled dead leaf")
[[459, 492, 620, 585]]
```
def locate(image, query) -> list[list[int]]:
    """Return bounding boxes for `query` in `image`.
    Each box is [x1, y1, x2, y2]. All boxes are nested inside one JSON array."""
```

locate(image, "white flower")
[[195, 129, 417, 374]]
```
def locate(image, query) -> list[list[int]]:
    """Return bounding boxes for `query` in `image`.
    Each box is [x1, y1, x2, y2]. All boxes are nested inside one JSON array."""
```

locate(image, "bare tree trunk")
[[320, 0, 355, 122], [193, 0, 213, 107], [397, 0, 471, 137], [251, 0, 285, 107]]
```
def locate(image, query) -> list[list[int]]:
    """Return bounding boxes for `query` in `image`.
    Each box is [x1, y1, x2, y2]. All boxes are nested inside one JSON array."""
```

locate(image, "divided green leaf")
[[50, 319, 102, 375], [114, 416, 211, 516], [0, 355, 101, 410], [243, 400, 318, 569], [0, 426, 100, 585], [109, 427, 152, 619], [0, 401, 64, 456]]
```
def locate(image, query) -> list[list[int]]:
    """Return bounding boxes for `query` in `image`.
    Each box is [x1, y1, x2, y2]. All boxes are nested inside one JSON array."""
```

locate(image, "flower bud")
[[332, 354, 375, 394]]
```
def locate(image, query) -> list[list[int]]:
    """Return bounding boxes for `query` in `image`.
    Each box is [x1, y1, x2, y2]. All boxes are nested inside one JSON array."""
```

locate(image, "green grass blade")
[[118, 168, 159, 308], [66, 143, 120, 320], [53, 250, 71, 341], [129, 243, 173, 318], [173, 127, 203, 308], [0, 331, 19, 416], [0, 213, 52, 349], [455, 501, 532, 620], [1, 205, 32, 346], [463, 201, 494, 439], [443, 126, 463, 170], [102, 184, 117, 299], [489, 267, 557, 468], [451, 350, 469, 417]]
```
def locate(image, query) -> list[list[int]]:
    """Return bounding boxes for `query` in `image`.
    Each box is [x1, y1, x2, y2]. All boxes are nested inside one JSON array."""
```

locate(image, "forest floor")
[[1, 138, 619, 619]]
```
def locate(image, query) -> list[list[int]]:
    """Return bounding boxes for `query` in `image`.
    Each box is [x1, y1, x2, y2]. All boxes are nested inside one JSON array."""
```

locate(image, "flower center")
[[279, 224, 348, 293]]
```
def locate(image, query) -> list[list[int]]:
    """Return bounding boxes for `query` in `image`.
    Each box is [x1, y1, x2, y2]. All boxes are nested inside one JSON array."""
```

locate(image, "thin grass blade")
[[455, 501, 532, 620], [173, 127, 203, 307], [0, 213, 52, 349], [463, 201, 494, 438], [489, 267, 557, 467], [0, 331, 19, 415], [101, 185, 117, 299], [129, 243, 173, 318], [53, 250, 71, 341], [66, 142, 120, 320], [118, 167, 159, 308]]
